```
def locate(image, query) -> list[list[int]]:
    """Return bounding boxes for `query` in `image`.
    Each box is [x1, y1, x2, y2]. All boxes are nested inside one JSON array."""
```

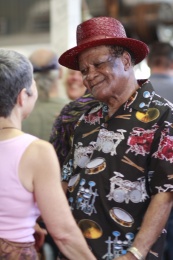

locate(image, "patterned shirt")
[[62, 80, 173, 260], [50, 90, 99, 168]]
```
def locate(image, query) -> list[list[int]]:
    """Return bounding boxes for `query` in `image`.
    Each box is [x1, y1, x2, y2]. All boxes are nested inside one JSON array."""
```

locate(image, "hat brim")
[[59, 37, 149, 70]]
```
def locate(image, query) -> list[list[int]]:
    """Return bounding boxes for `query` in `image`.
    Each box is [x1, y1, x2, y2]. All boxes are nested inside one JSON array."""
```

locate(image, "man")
[[147, 41, 173, 260], [22, 48, 68, 141], [59, 17, 173, 260], [147, 41, 173, 103]]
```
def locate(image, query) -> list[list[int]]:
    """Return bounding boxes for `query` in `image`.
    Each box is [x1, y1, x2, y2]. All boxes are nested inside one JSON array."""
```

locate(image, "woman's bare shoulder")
[[23, 138, 59, 166]]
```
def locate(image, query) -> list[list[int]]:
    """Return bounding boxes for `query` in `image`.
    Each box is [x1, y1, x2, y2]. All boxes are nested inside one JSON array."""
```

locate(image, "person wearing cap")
[[59, 16, 173, 260], [147, 41, 173, 103], [22, 48, 68, 141]]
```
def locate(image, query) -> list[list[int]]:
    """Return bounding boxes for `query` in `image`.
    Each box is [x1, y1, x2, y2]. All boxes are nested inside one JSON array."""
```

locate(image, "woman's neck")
[[0, 118, 21, 131]]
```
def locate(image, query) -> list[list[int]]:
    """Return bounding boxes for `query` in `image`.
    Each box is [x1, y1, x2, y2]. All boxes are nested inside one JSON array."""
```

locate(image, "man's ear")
[[121, 51, 131, 70], [17, 88, 28, 106]]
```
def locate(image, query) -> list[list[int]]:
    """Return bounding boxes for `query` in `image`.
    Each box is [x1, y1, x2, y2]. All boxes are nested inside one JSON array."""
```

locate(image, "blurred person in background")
[[0, 49, 96, 260], [147, 41, 173, 103], [22, 48, 68, 141], [50, 66, 98, 169], [147, 41, 173, 260], [49, 65, 98, 260], [48, 91, 98, 260], [64, 69, 87, 101]]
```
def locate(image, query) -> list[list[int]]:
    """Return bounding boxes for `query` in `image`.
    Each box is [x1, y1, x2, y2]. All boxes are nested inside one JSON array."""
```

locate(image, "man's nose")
[[86, 65, 98, 80]]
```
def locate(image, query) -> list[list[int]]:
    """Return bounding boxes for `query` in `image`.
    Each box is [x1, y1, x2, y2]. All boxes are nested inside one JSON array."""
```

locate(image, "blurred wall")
[[50, 0, 82, 57], [50, 0, 82, 98]]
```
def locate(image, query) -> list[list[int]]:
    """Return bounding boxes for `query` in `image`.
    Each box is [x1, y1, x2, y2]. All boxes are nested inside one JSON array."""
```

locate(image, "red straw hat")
[[59, 16, 149, 70]]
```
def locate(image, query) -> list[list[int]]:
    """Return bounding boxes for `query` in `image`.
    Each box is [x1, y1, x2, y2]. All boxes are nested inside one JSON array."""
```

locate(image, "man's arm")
[[116, 192, 173, 259]]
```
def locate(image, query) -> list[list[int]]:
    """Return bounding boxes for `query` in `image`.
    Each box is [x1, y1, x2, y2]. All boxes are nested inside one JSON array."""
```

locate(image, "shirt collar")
[[124, 79, 155, 112]]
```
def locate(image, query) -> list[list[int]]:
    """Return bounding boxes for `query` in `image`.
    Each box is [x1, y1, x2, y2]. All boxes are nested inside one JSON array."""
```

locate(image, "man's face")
[[78, 45, 130, 103]]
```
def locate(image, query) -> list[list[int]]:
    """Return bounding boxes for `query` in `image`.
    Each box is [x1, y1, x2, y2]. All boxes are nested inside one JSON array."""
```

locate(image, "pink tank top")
[[0, 134, 40, 242]]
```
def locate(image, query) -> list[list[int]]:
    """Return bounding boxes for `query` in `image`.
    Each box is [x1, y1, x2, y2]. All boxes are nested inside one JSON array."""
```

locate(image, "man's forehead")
[[78, 45, 110, 62]]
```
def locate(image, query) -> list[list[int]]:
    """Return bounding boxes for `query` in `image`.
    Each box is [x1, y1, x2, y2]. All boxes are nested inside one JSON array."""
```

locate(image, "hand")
[[34, 222, 48, 251]]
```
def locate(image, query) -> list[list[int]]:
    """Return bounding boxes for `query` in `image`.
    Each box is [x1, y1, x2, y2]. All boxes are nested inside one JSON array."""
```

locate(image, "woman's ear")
[[121, 51, 131, 71], [17, 88, 28, 106]]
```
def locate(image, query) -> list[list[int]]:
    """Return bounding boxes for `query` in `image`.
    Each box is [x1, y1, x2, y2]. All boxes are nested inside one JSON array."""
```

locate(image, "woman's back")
[[0, 133, 40, 243]]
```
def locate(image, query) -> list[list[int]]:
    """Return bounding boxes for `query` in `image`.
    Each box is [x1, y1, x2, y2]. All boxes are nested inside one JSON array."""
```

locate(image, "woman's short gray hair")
[[0, 49, 33, 117]]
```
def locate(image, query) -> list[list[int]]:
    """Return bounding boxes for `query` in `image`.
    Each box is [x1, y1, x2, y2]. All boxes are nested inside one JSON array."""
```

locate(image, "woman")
[[0, 49, 96, 260]]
